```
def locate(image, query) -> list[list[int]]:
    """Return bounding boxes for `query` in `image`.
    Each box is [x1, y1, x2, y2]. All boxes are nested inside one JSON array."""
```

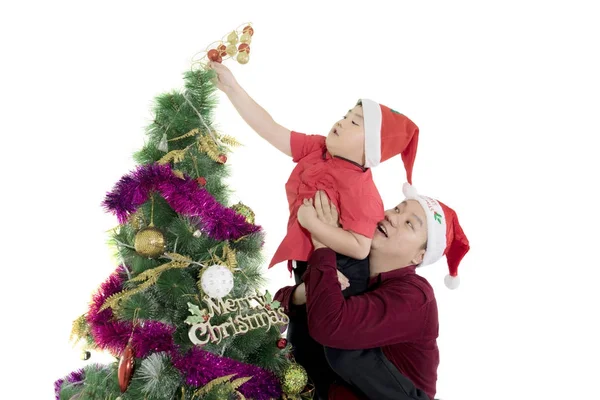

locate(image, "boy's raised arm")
[[210, 61, 292, 157]]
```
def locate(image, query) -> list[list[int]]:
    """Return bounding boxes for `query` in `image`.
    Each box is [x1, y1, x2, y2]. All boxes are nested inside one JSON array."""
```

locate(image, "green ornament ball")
[[281, 363, 308, 395]]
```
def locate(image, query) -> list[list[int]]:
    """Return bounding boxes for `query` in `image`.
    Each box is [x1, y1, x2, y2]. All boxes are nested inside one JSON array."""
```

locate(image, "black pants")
[[326, 347, 431, 400], [287, 256, 430, 400]]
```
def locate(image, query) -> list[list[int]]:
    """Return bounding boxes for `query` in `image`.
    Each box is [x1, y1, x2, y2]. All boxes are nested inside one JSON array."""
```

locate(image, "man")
[[275, 184, 470, 399]]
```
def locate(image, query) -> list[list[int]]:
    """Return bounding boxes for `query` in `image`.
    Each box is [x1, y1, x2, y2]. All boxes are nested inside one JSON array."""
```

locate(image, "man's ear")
[[411, 248, 426, 266]]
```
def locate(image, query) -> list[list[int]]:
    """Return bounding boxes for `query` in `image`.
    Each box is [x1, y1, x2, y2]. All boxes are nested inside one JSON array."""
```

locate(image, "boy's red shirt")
[[269, 131, 384, 270]]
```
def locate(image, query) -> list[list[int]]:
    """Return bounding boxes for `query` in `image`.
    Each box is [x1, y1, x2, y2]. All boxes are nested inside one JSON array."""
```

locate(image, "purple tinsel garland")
[[54, 368, 84, 399], [62, 266, 282, 398], [86, 266, 175, 357], [173, 346, 281, 400], [102, 163, 261, 241]]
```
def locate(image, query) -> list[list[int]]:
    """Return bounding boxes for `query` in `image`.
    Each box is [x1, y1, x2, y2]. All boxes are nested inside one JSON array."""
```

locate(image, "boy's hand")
[[294, 274, 349, 304], [292, 283, 306, 305], [207, 61, 238, 93]]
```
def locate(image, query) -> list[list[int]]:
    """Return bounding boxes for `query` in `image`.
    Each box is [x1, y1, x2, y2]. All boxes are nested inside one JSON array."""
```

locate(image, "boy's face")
[[326, 104, 365, 165]]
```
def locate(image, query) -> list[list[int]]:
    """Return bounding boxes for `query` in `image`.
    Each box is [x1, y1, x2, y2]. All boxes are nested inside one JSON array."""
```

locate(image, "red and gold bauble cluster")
[[205, 24, 254, 65]]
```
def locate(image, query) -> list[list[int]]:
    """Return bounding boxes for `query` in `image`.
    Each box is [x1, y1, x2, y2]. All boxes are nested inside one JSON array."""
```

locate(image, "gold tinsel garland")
[[157, 126, 241, 166], [223, 244, 238, 271], [191, 374, 252, 399], [158, 149, 188, 165], [198, 135, 222, 163], [70, 314, 89, 343], [168, 128, 201, 143], [198, 244, 237, 273], [100, 253, 192, 311], [172, 170, 185, 179], [220, 134, 241, 147], [100, 244, 240, 312]]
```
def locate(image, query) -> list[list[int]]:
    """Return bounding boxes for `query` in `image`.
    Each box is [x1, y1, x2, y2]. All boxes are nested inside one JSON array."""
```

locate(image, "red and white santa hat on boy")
[[402, 183, 470, 289], [361, 99, 419, 184]]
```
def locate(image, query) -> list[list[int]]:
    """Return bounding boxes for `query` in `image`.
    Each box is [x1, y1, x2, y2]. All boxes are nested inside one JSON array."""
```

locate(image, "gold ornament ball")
[[227, 31, 238, 45], [80, 350, 91, 361], [240, 33, 252, 44], [237, 52, 250, 65], [134, 227, 166, 258], [281, 363, 308, 395], [232, 202, 255, 224], [226, 43, 238, 56]]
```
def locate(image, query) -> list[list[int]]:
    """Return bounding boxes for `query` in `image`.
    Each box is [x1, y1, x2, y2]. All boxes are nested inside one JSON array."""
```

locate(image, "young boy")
[[209, 61, 419, 279], [208, 61, 420, 397]]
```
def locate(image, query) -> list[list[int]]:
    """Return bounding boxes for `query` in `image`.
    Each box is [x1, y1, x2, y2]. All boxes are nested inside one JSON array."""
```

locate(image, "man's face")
[[371, 200, 428, 265], [325, 104, 365, 165]]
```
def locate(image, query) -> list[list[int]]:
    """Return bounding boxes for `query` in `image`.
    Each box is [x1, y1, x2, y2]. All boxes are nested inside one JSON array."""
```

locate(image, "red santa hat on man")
[[402, 183, 470, 289], [360, 99, 419, 184]]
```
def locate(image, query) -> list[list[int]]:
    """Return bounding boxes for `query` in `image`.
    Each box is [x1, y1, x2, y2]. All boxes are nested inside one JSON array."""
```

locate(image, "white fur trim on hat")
[[361, 98, 382, 168], [402, 183, 447, 268]]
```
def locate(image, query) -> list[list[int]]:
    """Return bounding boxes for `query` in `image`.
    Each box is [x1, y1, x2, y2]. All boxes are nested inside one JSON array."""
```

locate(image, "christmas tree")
[[56, 25, 310, 400]]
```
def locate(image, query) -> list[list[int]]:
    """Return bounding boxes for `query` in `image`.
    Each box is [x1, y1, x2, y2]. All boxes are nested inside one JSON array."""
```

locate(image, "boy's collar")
[[322, 151, 367, 172]]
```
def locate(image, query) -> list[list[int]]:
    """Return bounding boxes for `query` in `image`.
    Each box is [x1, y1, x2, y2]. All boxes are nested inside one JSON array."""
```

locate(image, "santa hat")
[[361, 99, 419, 184], [402, 183, 470, 289]]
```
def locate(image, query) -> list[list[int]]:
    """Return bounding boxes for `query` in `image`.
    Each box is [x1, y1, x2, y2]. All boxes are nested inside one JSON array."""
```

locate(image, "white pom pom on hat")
[[402, 183, 470, 289], [444, 274, 461, 290]]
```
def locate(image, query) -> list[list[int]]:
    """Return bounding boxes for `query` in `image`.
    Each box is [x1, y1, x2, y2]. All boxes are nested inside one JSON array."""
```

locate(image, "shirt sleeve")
[[290, 131, 326, 163], [305, 248, 431, 349], [338, 194, 384, 239], [274, 284, 301, 316]]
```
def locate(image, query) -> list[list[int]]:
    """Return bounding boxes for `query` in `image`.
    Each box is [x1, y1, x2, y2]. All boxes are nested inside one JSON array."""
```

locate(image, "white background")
[[2, 1, 599, 399]]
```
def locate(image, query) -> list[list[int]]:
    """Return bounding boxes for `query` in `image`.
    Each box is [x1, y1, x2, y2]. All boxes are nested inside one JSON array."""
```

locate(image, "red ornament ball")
[[243, 25, 254, 36], [208, 49, 222, 63], [197, 177, 207, 186], [277, 338, 288, 349], [238, 43, 250, 54], [218, 154, 227, 164], [217, 44, 227, 57]]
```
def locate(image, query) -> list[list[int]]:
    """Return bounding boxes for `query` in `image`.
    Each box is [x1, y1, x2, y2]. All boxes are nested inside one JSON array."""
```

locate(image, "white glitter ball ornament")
[[201, 265, 234, 298]]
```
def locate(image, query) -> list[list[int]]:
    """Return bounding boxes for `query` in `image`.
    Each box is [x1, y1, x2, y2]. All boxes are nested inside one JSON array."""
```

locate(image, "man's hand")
[[297, 198, 319, 231], [337, 270, 350, 290], [314, 190, 340, 228], [207, 61, 239, 93], [304, 190, 342, 249]]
